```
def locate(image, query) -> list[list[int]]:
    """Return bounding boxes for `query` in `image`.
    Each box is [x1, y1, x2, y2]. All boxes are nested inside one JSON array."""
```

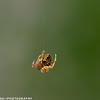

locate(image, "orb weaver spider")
[[32, 50, 56, 73]]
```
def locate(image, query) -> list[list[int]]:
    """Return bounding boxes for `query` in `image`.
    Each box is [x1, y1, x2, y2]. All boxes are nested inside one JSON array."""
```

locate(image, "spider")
[[32, 50, 56, 73]]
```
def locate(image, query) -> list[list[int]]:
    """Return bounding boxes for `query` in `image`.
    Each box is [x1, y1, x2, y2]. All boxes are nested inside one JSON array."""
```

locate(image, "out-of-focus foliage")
[[0, 0, 99, 100]]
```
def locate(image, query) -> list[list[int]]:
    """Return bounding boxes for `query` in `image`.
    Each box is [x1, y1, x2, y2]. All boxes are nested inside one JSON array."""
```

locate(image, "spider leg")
[[41, 50, 45, 60], [49, 54, 56, 69], [32, 60, 37, 69], [36, 55, 41, 64], [41, 68, 46, 73], [41, 66, 49, 73]]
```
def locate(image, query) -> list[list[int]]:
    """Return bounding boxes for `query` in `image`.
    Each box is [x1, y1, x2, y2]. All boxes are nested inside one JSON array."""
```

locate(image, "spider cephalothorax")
[[32, 51, 56, 73]]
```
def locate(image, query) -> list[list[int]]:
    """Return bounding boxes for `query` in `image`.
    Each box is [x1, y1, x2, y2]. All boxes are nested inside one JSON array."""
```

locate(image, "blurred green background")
[[0, 0, 99, 100]]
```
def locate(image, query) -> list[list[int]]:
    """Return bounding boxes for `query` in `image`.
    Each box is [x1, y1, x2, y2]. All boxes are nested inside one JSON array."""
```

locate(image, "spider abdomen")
[[43, 54, 52, 66], [42, 61, 51, 66]]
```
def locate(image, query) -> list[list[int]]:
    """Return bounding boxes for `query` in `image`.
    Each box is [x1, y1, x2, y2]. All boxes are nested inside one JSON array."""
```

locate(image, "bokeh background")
[[0, 0, 99, 100]]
